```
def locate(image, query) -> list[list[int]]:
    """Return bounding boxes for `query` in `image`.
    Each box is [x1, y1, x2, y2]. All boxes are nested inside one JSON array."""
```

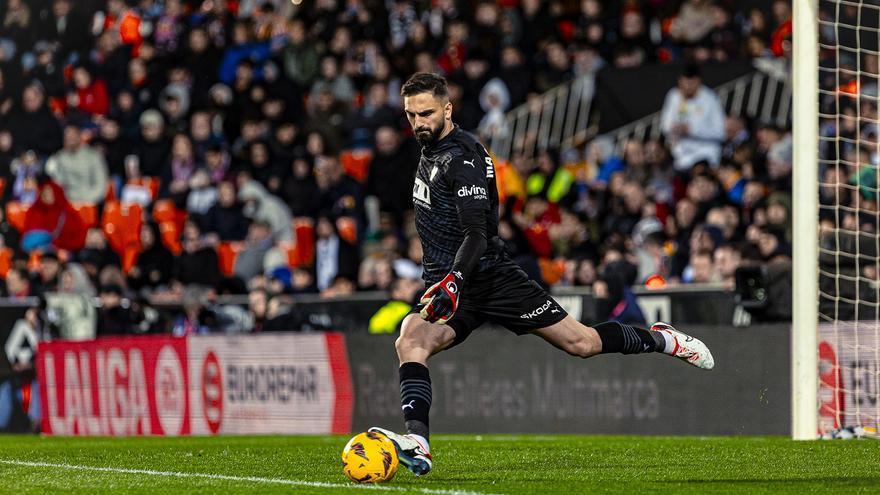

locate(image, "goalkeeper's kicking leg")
[[369, 313, 454, 476], [372, 310, 714, 477]]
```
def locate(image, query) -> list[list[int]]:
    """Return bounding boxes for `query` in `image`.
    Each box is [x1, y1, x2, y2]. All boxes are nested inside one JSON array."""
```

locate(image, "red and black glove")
[[419, 271, 464, 324]]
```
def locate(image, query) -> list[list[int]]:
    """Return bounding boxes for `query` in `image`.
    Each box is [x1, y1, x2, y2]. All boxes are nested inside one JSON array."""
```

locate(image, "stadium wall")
[[348, 325, 791, 435]]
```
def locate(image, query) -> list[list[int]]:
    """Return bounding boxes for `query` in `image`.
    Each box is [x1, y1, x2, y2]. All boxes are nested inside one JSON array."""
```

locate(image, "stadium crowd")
[[0, 0, 796, 337]]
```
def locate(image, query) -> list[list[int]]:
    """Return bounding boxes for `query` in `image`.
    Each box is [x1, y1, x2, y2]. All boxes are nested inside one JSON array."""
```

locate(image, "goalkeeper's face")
[[404, 93, 452, 146]]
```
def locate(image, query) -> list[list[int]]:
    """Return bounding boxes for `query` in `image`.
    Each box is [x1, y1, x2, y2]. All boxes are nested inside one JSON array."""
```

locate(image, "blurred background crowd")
[[0, 0, 797, 337]]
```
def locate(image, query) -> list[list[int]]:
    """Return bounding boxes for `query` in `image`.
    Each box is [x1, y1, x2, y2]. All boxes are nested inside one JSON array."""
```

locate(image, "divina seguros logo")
[[457, 185, 487, 198]]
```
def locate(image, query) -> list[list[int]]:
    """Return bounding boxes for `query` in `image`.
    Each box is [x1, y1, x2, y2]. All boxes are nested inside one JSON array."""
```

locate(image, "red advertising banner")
[[37, 336, 190, 436], [36, 333, 353, 436]]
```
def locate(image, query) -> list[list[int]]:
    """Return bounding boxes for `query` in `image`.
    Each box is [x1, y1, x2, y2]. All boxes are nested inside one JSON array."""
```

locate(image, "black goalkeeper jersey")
[[412, 125, 502, 285]]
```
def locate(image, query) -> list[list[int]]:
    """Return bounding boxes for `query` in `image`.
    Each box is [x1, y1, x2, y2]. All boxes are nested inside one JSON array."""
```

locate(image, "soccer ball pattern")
[[341, 431, 400, 483]]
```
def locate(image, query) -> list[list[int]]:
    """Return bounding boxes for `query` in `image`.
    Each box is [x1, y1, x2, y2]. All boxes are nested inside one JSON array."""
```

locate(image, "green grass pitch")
[[1, 434, 879, 494]]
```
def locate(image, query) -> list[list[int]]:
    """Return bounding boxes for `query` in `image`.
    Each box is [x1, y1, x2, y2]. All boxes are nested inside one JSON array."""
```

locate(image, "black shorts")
[[410, 259, 568, 347]]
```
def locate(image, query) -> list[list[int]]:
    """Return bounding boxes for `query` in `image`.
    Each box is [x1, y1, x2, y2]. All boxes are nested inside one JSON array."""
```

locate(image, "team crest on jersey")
[[436, 152, 453, 169]]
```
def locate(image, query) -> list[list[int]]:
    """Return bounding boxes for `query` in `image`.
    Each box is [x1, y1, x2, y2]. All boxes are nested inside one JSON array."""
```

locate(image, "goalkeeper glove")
[[419, 271, 464, 324]]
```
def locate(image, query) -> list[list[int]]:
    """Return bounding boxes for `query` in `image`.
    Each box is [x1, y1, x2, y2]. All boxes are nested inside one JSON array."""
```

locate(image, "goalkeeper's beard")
[[414, 123, 443, 146]]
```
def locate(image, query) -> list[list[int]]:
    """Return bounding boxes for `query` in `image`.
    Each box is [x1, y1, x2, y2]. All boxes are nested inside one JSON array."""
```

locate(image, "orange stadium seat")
[[102, 201, 143, 273], [340, 149, 372, 183], [217, 241, 244, 276], [277, 240, 297, 268], [159, 222, 182, 256], [5, 201, 27, 233], [72, 203, 99, 229], [0, 247, 11, 278], [152, 199, 187, 232], [538, 258, 565, 286], [292, 218, 315, 267]]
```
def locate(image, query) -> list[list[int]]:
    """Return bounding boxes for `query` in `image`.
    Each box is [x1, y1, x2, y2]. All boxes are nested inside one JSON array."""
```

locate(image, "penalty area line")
[[0, 459, 499, 495]]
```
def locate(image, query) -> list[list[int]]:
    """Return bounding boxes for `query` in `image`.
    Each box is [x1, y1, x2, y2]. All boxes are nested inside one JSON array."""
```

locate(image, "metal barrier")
[[487, 74, 596, 161], [604, 59, 792, 154]]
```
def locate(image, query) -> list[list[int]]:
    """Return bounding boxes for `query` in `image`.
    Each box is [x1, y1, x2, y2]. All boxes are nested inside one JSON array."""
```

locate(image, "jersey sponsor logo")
[[520, 299, 557, 319], [485, 156, 495, 178], [457, 185, 488, 199], [413, 177, 431, 206]]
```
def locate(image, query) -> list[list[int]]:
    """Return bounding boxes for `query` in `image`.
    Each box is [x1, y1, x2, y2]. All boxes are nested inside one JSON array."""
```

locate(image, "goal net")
[[812, 0, 880, 438]]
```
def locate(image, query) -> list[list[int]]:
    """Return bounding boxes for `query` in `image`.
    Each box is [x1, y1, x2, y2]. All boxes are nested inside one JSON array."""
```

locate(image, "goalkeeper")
[[371, 73, 715, 477]]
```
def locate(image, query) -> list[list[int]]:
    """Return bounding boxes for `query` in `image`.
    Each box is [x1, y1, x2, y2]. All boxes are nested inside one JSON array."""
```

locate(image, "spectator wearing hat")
[[660, 64, 725, 171], [45, 124, 108, 204], [237, 177, 293, 241], [22, 177, 87, 253]]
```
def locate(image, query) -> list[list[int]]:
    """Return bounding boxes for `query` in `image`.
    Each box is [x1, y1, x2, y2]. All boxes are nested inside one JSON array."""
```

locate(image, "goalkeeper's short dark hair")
[[401, 72, 448, 99]]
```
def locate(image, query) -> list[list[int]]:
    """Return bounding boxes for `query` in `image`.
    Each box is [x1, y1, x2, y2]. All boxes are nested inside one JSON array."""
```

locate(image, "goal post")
[[792, 0, 819, 440]]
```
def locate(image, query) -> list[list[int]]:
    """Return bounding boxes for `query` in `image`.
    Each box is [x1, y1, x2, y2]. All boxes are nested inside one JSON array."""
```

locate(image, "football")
[[341, 431, 400, 483]]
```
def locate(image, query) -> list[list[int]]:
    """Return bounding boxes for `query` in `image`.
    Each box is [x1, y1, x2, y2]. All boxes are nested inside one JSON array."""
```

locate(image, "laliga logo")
[[457, 185, 487, 197]]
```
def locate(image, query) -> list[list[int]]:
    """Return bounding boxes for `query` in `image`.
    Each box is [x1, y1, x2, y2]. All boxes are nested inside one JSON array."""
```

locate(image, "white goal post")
[[792, 0, 819, 440]]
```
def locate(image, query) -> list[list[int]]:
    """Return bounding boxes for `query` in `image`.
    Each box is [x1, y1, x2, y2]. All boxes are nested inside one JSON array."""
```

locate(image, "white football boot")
[[368, 427, 433, 476], [650, 322, 715, 370]]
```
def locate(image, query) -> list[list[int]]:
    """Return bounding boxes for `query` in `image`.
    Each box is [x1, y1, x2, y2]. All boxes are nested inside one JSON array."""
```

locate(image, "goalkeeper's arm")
[[419, 209, 486, 324]]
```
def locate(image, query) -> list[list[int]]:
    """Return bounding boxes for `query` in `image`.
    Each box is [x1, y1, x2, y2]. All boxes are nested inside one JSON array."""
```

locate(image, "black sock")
[[593, 321, 664, 354], [399, 362, 431, 440]]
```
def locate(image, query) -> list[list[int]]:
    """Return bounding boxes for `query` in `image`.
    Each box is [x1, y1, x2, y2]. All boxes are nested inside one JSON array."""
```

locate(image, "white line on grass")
[[0, 459, 500, 495]]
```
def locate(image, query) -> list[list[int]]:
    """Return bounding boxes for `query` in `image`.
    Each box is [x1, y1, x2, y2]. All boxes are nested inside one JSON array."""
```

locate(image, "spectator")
[[315, 155, 364, 226], [368, 277, 422, 334], [714, 244, 742, 289], [660, 64, 725, 171], [233, 220, 283, 282], [30, 250, 61, 298], [12, 83, 62, 156], [22, 177, 87, 253], [315, 215, 359, 292], [685, 250, 716, 284], [203, 180, 250, 241], [172, 220, 220, 287], [68, 65, 110, 116], [3, 267, 31, 299], [282, 18, 319, 88], [45, 262, 96, 340], [96, 284, 138, 336], [171, 286, 215, 336], [77, 227, 121, 282], [282, 157, 320, 218], [237, 178, 293, 241], [128, 222, 173, 291], [366, 127, 417, 223], [132, 109, 170, 178], [45, 124, 109, 204]]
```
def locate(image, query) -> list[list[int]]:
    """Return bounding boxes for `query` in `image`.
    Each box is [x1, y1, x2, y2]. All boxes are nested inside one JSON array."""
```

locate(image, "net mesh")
[[816, 0, 880, 436]]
